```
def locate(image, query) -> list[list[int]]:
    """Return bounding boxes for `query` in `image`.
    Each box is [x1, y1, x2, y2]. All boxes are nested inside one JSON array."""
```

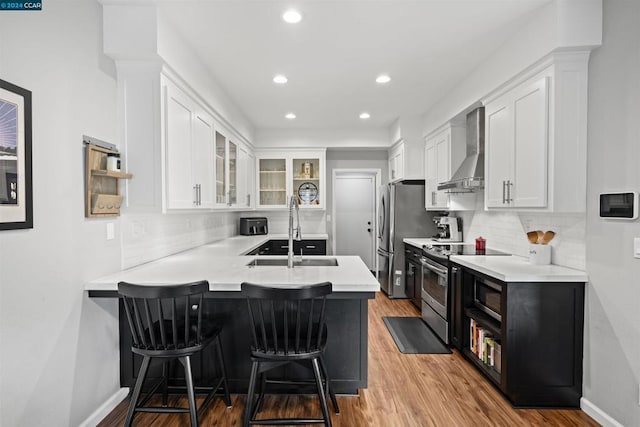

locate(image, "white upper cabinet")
[[483, 52, 589, 212], [237, 145, 255, 209], [192, 112, 215, 208], [388, 116, 425, 182], [424, 124, 466, 210], [256, 149, 326, 210], [164, 80, 215, 209], [485, 76, 548, 208], [162, 75, 254, 211], [388, 138, 424, 182], [214, 126, 253, 208], [389, 143, 404, 182]]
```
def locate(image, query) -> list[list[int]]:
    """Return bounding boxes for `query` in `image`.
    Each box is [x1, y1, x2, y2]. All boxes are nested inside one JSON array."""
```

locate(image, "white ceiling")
[[158, 0, 550, 131]]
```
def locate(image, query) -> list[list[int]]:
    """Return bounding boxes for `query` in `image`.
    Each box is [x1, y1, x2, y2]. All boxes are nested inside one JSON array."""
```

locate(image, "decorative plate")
[[298, 182, 318, 204]]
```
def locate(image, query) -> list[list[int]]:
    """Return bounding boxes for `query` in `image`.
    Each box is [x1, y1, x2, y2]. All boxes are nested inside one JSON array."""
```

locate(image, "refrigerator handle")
[[378, 193, 385, 240]]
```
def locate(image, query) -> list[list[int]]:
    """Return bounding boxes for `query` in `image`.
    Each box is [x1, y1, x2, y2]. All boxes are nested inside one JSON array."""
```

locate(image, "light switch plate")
[[106, 222, 115, 240], [634, 238, 640, 259]]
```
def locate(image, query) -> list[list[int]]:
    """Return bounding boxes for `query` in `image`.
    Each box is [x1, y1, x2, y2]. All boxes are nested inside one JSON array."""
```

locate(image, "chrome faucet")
[[288, 195, 302, 268]]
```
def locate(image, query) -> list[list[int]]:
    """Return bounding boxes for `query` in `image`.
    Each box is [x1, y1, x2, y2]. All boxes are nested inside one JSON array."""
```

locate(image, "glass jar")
[[107, 153, 121, 171]]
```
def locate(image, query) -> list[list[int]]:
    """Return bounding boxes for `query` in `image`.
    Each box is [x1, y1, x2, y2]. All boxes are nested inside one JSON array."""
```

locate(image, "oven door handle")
[[420, 258, 448, 276]]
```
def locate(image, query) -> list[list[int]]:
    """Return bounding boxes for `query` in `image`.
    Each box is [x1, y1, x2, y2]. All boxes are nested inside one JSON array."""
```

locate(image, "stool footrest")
[[249, 418, 326, 425]]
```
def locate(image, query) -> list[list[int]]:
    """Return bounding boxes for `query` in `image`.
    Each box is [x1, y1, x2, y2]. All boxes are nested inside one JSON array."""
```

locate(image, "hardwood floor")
[[98, 293, 599, 426]]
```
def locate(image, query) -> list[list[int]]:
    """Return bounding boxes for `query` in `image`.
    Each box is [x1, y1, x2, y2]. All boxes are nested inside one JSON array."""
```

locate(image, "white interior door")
[[334, 173, 376, 270]]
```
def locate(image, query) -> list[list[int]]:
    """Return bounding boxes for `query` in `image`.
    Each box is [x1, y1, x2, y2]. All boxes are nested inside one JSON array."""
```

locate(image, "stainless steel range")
[[420, 242, 509, 344]]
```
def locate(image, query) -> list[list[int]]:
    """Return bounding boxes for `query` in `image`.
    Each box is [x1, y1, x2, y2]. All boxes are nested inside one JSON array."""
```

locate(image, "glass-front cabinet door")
[[228, 140, 237, 206], [255, 150, 325, 209], [292, 157, 321, 207], [215, 130, 226, 205], [258, 158, 287, 207]]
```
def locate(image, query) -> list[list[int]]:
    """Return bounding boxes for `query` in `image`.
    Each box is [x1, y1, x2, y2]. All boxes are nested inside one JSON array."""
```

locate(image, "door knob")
[[367, 228, 372, 232], [367, 221, 371, 225]]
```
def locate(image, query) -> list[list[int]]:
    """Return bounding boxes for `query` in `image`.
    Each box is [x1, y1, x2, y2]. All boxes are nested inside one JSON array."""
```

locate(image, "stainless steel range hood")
[[437, 107, 485, 192]]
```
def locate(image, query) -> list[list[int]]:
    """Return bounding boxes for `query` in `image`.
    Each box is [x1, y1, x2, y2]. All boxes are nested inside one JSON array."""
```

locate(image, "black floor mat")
[[382, 317, 452, 354]]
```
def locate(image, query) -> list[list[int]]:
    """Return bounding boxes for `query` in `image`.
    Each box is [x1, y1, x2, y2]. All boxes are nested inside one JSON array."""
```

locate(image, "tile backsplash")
[[455, 209, 586, 271], [121, 211, 240, 269], [253, 210, 327, 235]]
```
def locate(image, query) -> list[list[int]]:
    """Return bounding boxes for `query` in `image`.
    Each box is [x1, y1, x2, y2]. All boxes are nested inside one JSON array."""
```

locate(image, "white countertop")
[[403, 238, 436, 248], [85, 233, 379, 293], [450, 255, 588, 283]]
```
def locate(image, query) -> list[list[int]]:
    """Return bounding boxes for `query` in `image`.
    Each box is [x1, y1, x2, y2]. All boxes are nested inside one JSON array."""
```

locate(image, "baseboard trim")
[[581, 397, 623, 427], [79, 388, 129, 427]]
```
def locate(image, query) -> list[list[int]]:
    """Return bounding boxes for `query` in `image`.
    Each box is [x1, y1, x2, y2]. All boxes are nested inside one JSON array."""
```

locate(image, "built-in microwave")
[[473, 277, 502, 321]]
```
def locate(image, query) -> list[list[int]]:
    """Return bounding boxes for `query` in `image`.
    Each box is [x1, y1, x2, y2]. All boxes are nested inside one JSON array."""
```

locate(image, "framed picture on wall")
[[0, 78, 33, 230]]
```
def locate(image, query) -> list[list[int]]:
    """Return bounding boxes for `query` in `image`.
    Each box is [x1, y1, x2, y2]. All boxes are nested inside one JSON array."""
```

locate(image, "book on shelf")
[[494, 341, 502, 373], [469, 318, 501, 373]]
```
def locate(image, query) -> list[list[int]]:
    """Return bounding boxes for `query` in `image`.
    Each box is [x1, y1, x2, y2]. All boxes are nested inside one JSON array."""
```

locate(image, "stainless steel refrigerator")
[[377, 180, 437, 298]]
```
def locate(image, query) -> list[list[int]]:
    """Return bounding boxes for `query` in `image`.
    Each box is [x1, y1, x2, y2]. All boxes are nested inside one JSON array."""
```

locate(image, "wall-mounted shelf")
[[90, 169, 133, 179], [84, 142, 132, 218]]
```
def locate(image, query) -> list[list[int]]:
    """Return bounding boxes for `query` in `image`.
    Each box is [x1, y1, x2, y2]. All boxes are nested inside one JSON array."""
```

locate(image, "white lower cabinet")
[[483, 52, 589, 212], [424, 124, 465, 210]]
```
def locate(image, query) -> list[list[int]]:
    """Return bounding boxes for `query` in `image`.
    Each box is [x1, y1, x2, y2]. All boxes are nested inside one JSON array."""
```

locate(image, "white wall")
[[0, 2, 122, 426], [157, 13, 255, 145], [583, 1, 640, 425]]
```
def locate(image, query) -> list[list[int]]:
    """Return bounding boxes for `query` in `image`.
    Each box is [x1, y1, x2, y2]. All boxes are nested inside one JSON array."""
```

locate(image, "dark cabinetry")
[[269, 239, 327, 255], [246, 239, 327, 256], [452, 263, 585, 408], [450, 265, 464, 349], [245, 242, 272, 255], [404, 244, 422, 309]]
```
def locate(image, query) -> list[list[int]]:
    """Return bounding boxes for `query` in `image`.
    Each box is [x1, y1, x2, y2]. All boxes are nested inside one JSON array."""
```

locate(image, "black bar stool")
[[118, 280, 231, 427], [240, 281, 340, 427]]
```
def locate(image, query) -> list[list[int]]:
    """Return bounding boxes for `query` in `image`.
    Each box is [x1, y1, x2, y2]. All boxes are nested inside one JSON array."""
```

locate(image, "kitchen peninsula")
[[86, 235, 379, 394]]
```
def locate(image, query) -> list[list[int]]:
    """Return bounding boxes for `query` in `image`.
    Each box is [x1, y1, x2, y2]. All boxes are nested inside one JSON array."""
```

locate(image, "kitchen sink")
[[247, 258, 339, 267]]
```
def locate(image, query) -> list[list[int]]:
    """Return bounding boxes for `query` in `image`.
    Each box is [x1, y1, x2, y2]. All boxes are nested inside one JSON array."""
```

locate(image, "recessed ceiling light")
[[360, 112, 371, 119], [282, 10, 302, 23], [376, 75, 391, 84], [285, 113, 296, 119], [273, 75, 288, 84]]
